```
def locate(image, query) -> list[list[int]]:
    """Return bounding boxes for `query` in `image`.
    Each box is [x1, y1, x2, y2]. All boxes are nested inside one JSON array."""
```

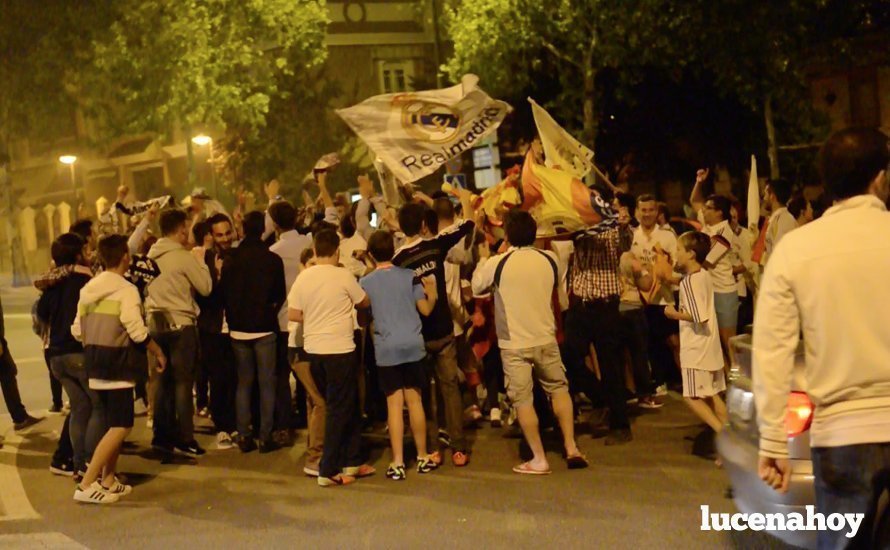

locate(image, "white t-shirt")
[[733, 226, 754, 297], [678, 270, 724, 372], [339, 233, 368, 279], [761, 207, 797, 266], [287, 264, 367, 355], [631, 226, 678, 306], [702, 220, 741, 294]]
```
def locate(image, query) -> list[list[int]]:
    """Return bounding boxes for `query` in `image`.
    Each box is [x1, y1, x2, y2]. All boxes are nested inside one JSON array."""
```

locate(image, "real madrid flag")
[[528, 97, 594, 180], [336, 75, 512, 183]]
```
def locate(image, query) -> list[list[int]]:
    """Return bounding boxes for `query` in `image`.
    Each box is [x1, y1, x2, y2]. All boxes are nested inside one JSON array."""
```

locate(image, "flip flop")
[[512, 461, 551, 475], [566, 454, 589, 470]]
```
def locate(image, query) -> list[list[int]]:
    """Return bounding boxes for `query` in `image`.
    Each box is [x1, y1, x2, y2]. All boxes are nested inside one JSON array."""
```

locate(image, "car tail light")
[[784, 392, 813, 437]]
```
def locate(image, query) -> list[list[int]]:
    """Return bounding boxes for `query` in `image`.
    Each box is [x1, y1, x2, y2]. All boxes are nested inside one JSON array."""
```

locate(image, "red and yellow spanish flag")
[[521, 152, 604, 233]]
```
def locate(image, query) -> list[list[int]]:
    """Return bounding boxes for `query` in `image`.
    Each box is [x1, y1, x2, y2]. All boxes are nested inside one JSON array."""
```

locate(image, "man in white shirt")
[[472, 210, 587, 474], [754, 128, 890, 549], [729, 203, 756, 330], [759, 178, 797, 267], [288, 229, 373, 487], [632, 195, 680, 394], [269, 201, 313, 442]]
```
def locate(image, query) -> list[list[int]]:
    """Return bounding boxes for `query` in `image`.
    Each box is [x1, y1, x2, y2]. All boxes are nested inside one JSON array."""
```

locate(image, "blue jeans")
[[232, 334, 277, 441], [812, 443, 890, 549], [49, 353, 103, 472]]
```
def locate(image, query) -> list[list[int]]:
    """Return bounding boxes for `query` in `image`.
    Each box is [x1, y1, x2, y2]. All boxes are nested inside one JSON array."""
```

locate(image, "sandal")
[[317, 474, 356, 487], [512, 461, 551, 475], [566, 454, 589, 470]]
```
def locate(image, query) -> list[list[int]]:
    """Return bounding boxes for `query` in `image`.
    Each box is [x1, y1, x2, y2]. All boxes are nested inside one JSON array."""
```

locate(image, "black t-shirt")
[[392, 220, 474, 342]]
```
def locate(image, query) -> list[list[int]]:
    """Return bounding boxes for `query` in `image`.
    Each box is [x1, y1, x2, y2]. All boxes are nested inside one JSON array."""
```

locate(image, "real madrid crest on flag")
[[336, 75, 512, 183]]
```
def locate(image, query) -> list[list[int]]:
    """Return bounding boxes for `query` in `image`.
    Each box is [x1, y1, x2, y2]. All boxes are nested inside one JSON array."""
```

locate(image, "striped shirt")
[[678, 270, 723, 372]]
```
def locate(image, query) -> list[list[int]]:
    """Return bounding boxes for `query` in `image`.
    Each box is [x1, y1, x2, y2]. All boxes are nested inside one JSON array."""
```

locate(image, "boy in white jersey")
[[665, 232, 727, 436]]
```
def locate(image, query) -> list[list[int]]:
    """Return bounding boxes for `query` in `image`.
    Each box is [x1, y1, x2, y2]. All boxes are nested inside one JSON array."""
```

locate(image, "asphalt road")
[[0, 281, 791, 549]]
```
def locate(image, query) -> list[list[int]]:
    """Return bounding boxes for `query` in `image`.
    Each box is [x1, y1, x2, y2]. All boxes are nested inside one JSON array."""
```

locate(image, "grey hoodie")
[[144, 238, 212, 327]]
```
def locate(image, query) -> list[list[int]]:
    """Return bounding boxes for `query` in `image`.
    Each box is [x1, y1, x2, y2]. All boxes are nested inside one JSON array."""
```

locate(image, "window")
[[379, 60, 415, 94], [472, 143, 501, 189]]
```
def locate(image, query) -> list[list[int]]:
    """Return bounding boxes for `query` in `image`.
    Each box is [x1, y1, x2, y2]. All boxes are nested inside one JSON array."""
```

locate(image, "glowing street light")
[[190, 135, 216, 196], [191, 134, 212, 146], [59, 155, 77, 190]]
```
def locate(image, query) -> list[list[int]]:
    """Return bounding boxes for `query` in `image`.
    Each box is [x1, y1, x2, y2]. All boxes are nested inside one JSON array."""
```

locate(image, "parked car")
[[717, 333, 816, 549]]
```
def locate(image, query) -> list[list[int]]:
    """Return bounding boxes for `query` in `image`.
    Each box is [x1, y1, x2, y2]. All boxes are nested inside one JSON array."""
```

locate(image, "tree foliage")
[[73, 0, 329, 143]]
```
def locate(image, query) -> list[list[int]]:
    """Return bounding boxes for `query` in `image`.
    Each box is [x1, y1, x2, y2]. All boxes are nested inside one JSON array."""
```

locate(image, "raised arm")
[[690, 168, 709, 215]]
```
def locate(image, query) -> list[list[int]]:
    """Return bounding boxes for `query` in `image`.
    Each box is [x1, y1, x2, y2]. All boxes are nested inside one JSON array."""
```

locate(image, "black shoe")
[[174, 441, 206, 457], [13, 415, 43, 431], [258, 439, 281, 454], [49, 459, 75, 477], [237, 436, 257, 453], [604, 429, 633, 446], [49, 404, 63, 414], [151, 439, 174, 454]]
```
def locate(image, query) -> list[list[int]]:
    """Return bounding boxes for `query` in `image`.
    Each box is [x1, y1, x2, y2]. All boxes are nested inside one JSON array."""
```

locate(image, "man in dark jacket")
[[221, 211, 286, 453], [197, 213, 237, 450], [37, 233, 98, 477], [1, 287, 42, 437]]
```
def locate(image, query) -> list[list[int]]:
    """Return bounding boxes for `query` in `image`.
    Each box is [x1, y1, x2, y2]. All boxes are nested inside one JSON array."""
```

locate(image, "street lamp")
[[59, 155, 77, 190], [191, 135, 216, 197]]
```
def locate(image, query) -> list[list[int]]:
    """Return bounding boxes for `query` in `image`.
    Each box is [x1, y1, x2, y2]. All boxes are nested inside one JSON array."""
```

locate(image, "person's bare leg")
[[516, 403, 548, 470], [81, 427, 128, 487], [718, 328, 736, 374], [404, 388, 427, 457], [709, 395, 728, 426], [684, 397, 723, 432], [386, 391, 405, 465], [667, 334, 681, 373], [550, 390, 580, 457]]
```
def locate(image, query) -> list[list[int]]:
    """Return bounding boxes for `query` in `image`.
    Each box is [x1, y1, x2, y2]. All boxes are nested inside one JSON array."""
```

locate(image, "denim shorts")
[[713, 291, 739, 331]]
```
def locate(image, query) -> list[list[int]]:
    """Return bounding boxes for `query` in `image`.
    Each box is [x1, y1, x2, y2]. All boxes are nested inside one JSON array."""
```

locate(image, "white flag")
[[747, 155, 760, 233], [529, 97, 594, 179], [337, 75, 512, 183]]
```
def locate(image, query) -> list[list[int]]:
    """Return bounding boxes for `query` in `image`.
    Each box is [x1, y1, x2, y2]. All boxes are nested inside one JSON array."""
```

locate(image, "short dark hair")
[[615, 192, 636, 218], [433, 197, 455, 221], [398, 203, 425, 237], [706, 194, 731, 222], [423, 207, 439, 235], [159, 208, 188, 236], [339, 212, 356, 238], [268, 201, 296, 231], [657, 202, 671, 220], [300, 247, 315, 266], [192, 220, 209, 244], [51, 233, 85, 266], [504, 209, 537, 247], [679, 231, 710, 264], [367, 230, 395, 262], [206, 212, 232, 229], [70, 219, 93, 240], [818, 127, 889, 200], [242, 210, 265, 240], [97, 234, 129, 269], [636, 194, 657, 206], [787, 195, 808, 219], [766, 178, 794, 205], [313, 229, 340, 258]]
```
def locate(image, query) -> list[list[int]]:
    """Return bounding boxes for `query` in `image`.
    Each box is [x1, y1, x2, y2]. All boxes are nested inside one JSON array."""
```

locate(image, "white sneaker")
[[490, 407, 502, 428], [216, 431, 235, 450], [74, 481, 119, 504], [654, 384, 668, 397], [103, 478, 133, 496]]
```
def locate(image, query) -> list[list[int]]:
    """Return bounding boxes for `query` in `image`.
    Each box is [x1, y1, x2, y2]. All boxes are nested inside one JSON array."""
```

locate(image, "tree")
[[445, 0, 698, 150], [73, 0, 329, 182]]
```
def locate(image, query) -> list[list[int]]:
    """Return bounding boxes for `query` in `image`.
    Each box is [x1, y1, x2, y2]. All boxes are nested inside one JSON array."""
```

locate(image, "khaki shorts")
[[682, 368, 726, 398], [500, 343, 569, 408]]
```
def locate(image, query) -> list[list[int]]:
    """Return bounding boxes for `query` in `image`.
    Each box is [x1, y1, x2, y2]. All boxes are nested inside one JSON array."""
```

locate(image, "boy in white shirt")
[[288, 229, 373, 487], [665, 232, 727, 436]]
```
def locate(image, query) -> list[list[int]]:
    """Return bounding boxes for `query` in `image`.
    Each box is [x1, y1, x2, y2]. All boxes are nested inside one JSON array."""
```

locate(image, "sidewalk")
[[0, 273, 39, 315]]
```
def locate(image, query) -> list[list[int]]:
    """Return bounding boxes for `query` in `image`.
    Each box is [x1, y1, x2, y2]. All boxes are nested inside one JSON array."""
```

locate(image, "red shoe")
[[452, 451, 469, 467], [343, 464, 376, 478]]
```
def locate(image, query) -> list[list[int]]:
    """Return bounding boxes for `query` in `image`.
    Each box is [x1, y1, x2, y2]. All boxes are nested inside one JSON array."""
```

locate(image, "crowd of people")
[[0, 129, 861, 507]]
